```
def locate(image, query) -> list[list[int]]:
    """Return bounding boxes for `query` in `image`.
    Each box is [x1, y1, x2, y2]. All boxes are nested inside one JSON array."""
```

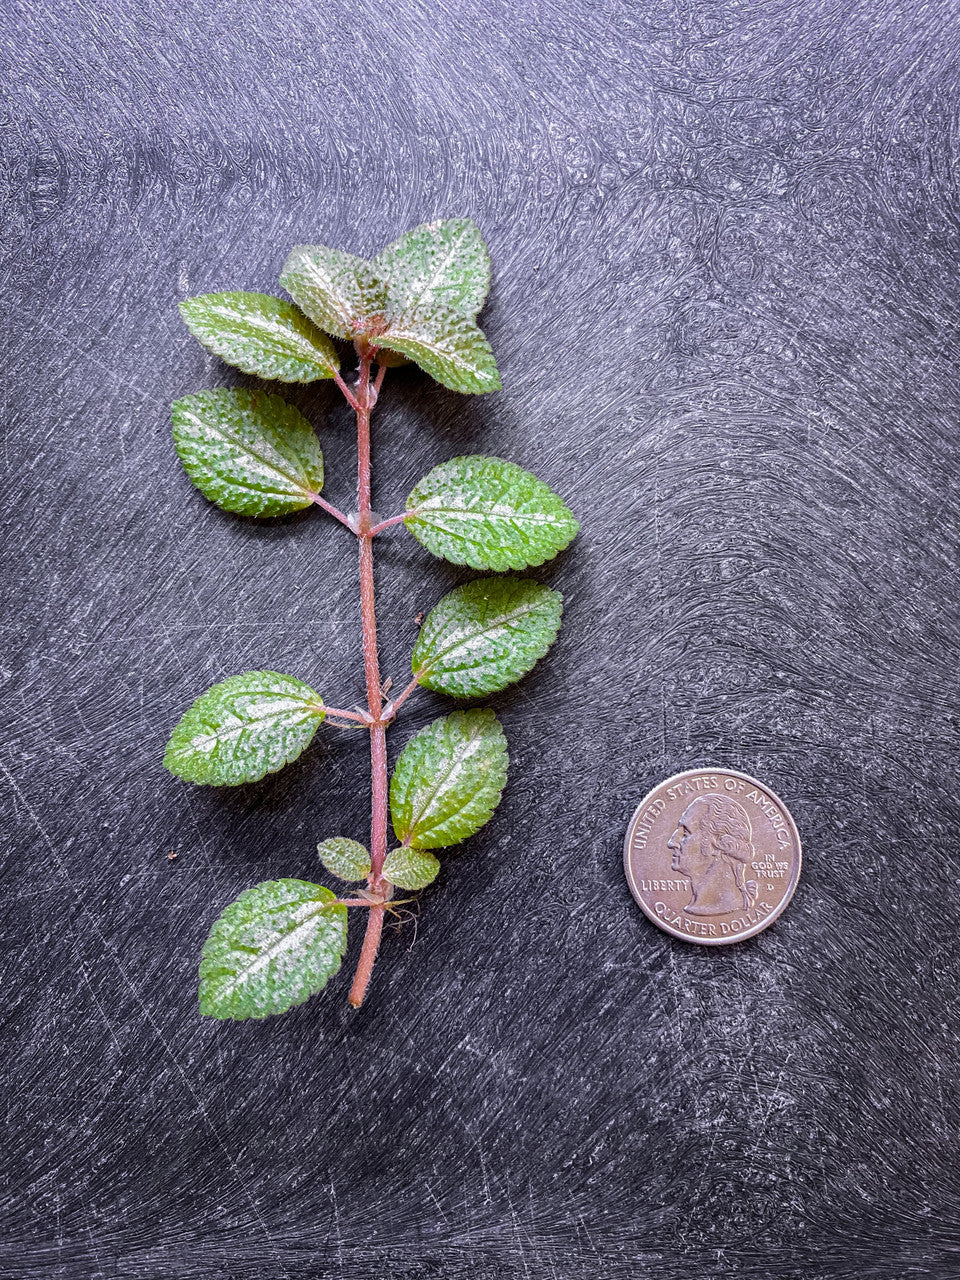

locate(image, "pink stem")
[[323, 707, 370, 724], [348, 904, 385, 1008], [334, 370, 360, 412], [383, 674, 421, 721], [367, 511, 410, 537], [311, 494, 354, 531], [348, 351, 390, 1009]]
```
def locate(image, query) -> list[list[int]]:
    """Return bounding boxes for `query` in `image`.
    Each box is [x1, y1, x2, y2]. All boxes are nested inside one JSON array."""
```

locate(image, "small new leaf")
[[318, 837, 371, 883], [382, 848, 440, 890], [280, 246, 388, 341], [376, 309, 500, 395], [376, 218, 490, 318], [171, 389, 323, 517], [406, 455, 579, 569], [413, 578, 563, 698], [199, 879, 347, 1020], [164, 671, 325, 786], [390, 709, 508, 850], [179, 292, 339, 382]]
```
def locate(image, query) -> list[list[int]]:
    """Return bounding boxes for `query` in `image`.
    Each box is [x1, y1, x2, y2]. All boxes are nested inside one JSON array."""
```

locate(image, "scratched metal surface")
[[2, 1, 960, 1276]]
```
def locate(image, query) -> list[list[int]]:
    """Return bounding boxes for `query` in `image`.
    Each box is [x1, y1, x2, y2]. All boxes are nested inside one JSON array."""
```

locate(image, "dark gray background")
[[3, 1, 960, 1276]]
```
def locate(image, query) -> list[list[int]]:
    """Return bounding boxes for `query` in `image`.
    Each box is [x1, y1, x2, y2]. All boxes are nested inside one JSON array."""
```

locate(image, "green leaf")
[[164, 671, 325, 786], [318, 837, 371, 883], [382, 848, 440, 890], [171, 389, 323, 517], [179, 292, 339, 382], [412, 578, 563, 698], [405, 456, 579, 570], [199, 879, 347, 1020], [390, 709, 508, 850], [376, 310, 500, 395], [376, 218, 490, 318], [280, 245, 388, 341]]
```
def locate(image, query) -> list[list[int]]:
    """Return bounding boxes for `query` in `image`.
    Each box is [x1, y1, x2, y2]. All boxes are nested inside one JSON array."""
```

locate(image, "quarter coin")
[[624, 768, 801, 945]]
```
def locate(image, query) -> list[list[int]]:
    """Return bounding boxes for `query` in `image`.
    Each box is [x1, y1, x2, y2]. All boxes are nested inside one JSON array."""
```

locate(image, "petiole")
[[367, 512, 409, 537]]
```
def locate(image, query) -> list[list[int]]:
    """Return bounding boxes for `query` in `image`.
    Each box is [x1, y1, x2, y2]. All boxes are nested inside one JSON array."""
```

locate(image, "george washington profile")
[[666, 794, 759, 916]]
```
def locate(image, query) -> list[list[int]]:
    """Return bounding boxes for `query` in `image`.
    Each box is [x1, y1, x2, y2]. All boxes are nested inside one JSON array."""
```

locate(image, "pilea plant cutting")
[[164, 219, 579, 1018]]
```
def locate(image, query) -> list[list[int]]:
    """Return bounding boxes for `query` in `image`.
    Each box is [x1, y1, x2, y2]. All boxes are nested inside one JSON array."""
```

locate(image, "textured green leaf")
[[164, 671, 325, 786], [405, 455, 579, 570], [382, 848, 440, 890], [376, 310, 500, 395], [375, 218, 490, 318], [171, 389, 323, 517], [280, 245, 388, 341], [318, 837, 371, 883], [179, 292, 339, 382], [199, 879, 347, 1020], [390, 709, 508, 850], [413, 578, 563, 698]]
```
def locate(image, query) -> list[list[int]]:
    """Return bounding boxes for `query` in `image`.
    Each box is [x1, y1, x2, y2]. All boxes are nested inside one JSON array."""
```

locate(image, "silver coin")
[[624, 767, 802, 945]]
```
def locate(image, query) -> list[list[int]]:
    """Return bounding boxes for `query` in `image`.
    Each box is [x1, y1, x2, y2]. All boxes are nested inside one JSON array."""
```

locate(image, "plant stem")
[[349, 350, 389, 1009], [383, 674, 421, 721], [310, 494, 354, 530], [333, 370, 360, 412], [348, 901, 384, 1008], [367, 511, 410, 536]]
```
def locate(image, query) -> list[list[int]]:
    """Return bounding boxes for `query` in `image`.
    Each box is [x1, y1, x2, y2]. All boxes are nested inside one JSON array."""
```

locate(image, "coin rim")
[[623, 767, 803, 946]]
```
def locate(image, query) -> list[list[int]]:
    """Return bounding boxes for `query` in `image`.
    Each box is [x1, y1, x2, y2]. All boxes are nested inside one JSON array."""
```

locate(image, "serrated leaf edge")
[[199, 881, 347, 1019], [396, 711, 507, 849], [280, 246, 388, 341], [377, 218, 490, 316], [210, 899, 341, 996], [178, 293, 340, 381], [413, 588, 563, 684], [376, 314, 500, 393], [403, 455, 580, 570], [281, 247, 355, 338], [382, 848, 441, 889], [171, 392, 324, 505], [163, 673, 326, 786]]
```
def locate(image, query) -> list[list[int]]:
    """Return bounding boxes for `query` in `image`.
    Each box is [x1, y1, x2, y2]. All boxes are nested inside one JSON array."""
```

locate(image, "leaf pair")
[[316, 834, 440, 896], [317, 705, 508, 895], [280, 219, 498, 393], [181, 218, 499, 394], [170, 387, 580, 570], [202, 709, 506, 1019], [165, 576, 563, 787], [317, 838, 439, 893]]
